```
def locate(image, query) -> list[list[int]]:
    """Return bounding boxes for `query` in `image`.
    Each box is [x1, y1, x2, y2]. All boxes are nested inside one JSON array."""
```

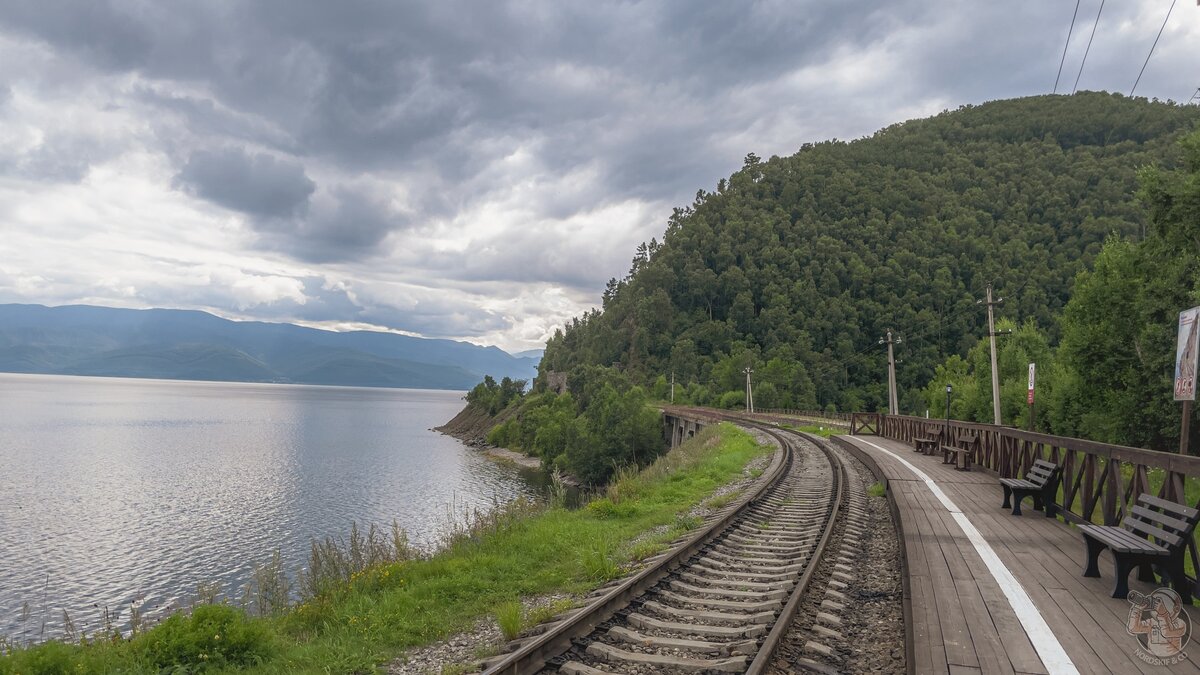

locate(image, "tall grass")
[[492, 601, 523, 641], [299, 521, 415, 601]]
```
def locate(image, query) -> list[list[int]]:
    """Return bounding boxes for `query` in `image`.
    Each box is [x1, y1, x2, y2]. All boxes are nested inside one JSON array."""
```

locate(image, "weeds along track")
[[482, 420, 849, 675]]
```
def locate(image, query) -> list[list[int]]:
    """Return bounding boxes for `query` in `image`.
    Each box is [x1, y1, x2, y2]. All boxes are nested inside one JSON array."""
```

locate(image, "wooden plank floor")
[[840, 434, 1200, 675]]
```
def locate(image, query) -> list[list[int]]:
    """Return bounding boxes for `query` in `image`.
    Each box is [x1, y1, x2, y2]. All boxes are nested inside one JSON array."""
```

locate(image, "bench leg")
[[1011, 493, 1024, 516], [1044, 500, 1057, 518], [1137, 563, 1157, 583], [1001, 484, 1012, 509], [1161, 558, 1192, 605], [1112, 556, 1134, 599], [1083, 537, 1105, 578]]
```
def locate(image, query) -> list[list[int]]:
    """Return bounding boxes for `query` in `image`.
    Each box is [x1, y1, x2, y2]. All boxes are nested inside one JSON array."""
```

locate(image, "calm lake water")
[[0, 373, 544, 641]]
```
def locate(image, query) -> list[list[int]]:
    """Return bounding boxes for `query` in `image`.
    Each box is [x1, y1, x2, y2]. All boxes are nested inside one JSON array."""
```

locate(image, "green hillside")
[[540, 93, 1200, 415]]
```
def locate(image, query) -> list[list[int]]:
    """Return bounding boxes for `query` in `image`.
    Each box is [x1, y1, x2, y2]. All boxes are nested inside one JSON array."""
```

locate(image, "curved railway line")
[[481, 416, 867, 675]]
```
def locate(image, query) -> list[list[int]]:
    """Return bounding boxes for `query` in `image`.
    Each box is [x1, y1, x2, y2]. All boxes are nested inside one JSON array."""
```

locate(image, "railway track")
[[481, 418, 854, 675]]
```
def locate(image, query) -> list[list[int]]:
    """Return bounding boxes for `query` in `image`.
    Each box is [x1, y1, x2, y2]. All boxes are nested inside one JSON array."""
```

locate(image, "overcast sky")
[[0, 1, 1196, 352]]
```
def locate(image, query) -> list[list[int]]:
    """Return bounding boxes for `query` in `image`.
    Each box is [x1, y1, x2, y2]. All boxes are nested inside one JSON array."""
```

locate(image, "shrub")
[[2, 640, 78, 675], [134, 604, 274, 671], [718, 390, 745, 410]]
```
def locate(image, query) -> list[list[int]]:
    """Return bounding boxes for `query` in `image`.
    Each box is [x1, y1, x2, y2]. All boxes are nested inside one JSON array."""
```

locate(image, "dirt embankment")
[[435, 402, 515, 447]]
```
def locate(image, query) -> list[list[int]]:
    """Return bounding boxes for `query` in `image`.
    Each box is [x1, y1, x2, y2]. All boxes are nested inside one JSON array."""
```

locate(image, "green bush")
[[718, 390, 745, 410], [486, 420, 517, 447], [0, 640, 78, 675], [134, 604, 274, 671]]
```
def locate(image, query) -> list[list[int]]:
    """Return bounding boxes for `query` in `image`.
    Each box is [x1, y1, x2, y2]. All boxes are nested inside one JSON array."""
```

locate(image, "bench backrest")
[[1122, 494, 1200, 552], [1025, 459, 1061, 488], [958, 432, 980, 449]]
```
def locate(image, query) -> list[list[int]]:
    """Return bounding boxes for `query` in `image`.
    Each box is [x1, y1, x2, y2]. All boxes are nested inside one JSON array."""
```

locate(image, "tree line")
[[463, 93, 1200, 483], [537, 93, 1200, 446], [924, 125, 1200, 450]]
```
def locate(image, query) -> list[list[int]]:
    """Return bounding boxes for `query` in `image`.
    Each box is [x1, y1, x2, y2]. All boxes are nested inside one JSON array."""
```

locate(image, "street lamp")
[[945, 384, 953, 442]]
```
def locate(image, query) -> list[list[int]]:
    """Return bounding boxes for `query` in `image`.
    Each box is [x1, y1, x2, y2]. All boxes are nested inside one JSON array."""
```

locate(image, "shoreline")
[[483, 445, 542, 470], [436, 401, 586, 483]]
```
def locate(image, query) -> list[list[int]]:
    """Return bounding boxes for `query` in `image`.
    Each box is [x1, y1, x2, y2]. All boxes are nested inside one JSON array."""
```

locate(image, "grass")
[[524, 599, 576, 627], [0, 423, 768, 674], [492, 600, 523, 641], [868, 482, 887, 498], [792, 424, 838, 438], [703, 491, 739, 510]]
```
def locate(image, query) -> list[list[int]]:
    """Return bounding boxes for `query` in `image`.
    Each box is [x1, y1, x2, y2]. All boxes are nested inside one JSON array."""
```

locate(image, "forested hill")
[[540, 93, 1200, 414]]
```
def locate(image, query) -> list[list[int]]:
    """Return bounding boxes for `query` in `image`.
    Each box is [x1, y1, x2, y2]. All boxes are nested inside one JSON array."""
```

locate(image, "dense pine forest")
[[531, 92, 1200, 457]]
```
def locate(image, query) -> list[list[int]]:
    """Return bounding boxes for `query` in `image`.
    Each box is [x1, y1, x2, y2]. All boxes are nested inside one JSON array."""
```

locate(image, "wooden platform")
[[839, 434, 1200, 675]]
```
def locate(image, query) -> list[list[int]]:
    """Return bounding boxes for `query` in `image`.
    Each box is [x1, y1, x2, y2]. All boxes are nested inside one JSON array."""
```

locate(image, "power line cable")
[[1073, 0, 1106, 94], [1054, 0, 1083, 94], [1130, 0, 1178, 97]]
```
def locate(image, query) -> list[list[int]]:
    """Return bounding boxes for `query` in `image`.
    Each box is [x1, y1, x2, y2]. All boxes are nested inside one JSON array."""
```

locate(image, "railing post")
[[1104, 458, 1120, 526]]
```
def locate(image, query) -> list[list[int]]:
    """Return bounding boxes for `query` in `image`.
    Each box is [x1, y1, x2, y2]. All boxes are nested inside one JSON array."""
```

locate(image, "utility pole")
[[879, 329, 901, 415], [981, 284, 1005, 426], [670, 371, 675, 404], [744, 366, 754, 414]]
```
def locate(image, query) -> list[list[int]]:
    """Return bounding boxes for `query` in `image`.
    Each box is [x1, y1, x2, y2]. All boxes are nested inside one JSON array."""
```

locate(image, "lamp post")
[[743, 367, 754, 414], [945, 384, 953, 442]]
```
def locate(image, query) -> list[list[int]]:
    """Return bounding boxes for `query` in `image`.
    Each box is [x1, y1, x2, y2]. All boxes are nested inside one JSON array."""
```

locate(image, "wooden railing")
[[869, 413, 1200, 592], [759, 408, 852, 422]]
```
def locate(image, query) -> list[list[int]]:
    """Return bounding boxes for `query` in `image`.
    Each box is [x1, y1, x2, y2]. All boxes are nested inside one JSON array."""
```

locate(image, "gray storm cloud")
[[174, 148, 315, 219], [0, 0, 1194, 349]]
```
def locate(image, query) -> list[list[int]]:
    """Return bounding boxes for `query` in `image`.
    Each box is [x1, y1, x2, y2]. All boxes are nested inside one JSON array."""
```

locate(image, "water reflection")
[[0, 374, 542, 641]]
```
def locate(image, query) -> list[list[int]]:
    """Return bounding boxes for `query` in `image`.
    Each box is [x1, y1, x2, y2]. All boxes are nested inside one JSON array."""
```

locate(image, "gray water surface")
[[0, 373, 541, 641]]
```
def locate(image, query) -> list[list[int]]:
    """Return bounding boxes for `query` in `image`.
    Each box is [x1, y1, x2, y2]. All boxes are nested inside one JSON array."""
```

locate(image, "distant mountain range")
[[0, 304, 541, 390]]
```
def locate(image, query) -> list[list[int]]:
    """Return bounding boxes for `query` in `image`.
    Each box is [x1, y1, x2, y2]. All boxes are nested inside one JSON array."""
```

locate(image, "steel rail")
[[745, 429, 848, 674], [482, 415, 794, 675]]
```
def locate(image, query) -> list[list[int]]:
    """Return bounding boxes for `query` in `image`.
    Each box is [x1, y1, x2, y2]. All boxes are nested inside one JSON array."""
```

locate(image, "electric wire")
[[1072, 0, 1105, 94], [1130, 0, 1178, 97], [1054, 0, 1083, 94]]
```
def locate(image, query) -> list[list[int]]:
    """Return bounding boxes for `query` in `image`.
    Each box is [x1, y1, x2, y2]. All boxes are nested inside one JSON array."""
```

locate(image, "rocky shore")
[[436, 402, 544, 470]]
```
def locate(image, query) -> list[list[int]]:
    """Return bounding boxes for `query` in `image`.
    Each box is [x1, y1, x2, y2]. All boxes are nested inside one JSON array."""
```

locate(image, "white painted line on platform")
[[853, 437, 1080, 675]]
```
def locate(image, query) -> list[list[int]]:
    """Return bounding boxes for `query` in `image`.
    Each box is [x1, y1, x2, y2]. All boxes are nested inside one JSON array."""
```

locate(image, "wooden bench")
[[999, 459, 1062, 517], [912, 424, 941, 455], [941, 433, 979, 471], [1080, 494, 1200, 602]]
